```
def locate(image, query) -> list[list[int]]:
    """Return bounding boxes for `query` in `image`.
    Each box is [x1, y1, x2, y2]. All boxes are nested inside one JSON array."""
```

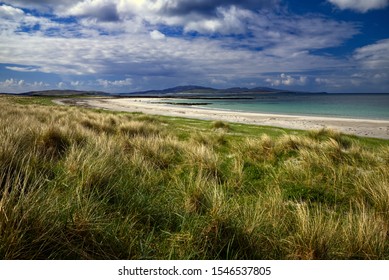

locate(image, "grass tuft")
[[37, 127, 71, 159], [212, 120, 230, 131]]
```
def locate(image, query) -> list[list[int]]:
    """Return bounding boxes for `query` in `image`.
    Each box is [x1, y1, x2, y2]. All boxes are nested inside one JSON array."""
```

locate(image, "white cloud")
[[0, 78, 50, 92], [2, 0, 280, 14], [299, 76, 308, 85], [6, 66, 39, 72], [183, 6, 253, 34], [0, 1, 386, 92], [0, 18, 354, 88], [1, 0, 356, 85], [0, 4, 63, 36], [2, 1, 267, 36], [150, 30, 166, 40], [353, 38, 389, 69], [70, 80, 83, 86], [0, 5, 26, 34], [328, 0, 389, 12], [315, 78, 331, 85], [0, 4, 24, 19], [32, 81, 49, 87], [1, 78, 20, 87], [97, 78, 132, 87], [266, 73, 308, 87]]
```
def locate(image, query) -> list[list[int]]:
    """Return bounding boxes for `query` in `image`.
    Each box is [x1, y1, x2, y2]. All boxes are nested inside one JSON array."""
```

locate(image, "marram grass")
[[0, 96, 388, 259]]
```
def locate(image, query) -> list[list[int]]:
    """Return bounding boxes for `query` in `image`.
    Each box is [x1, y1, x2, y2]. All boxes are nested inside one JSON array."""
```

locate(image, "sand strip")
[[56, 97, 389, 139]]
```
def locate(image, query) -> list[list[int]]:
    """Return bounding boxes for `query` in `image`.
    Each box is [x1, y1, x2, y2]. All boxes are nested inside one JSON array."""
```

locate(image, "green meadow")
[[1, 95, 388, 259]]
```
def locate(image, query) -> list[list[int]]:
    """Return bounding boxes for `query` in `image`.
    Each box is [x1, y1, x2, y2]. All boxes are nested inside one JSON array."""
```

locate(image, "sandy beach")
[[56, 97, 389, 139]]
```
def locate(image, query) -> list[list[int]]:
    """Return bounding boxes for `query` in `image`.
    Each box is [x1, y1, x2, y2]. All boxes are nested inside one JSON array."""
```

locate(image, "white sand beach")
[[56, 98, 389, 139]]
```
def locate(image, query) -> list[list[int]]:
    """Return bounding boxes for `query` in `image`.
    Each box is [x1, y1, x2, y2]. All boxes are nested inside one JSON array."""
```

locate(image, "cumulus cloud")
[[315, 78, 331, 85], [150, 30, 166, 40], [70, 80, 83, 86], [328, 0, 389, 12], [65, 0, 119, 22], [97, 78, 132, 87], [0, 78, 50, 92], [154, 0, 279, 16], [32, 81, 49, 87], [3, 0, 280, 14], [0, 78, 22, 87], [266, 73, 308, 87], [0, 4, 28, 33], [58, 0, 279, 21], [183, 5, 254, 34], [0, 4, 24, 19], [0, 4, 63, 36], [0, 1, 358, 38], [1, 1, 278, 35]]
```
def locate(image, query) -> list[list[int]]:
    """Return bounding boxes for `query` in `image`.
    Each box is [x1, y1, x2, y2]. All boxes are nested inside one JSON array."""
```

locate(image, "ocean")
[[166, 93, 389, 120]]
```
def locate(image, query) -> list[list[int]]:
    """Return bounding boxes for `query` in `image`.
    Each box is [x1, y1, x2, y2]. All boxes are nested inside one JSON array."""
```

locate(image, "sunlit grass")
[[0, 96, 388, 259]]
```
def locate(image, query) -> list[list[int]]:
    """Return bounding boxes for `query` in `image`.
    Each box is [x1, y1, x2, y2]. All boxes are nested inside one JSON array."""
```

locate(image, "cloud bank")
[[0, 1, 388, 92]]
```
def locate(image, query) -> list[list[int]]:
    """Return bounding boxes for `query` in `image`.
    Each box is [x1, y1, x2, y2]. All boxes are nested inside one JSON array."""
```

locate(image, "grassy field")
[[0, 95, 388, 259]]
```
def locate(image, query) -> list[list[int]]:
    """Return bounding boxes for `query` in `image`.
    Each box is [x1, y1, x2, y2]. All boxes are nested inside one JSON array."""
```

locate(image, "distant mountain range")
[[3, 85, 326, 97], [123, 85, 286, 96]]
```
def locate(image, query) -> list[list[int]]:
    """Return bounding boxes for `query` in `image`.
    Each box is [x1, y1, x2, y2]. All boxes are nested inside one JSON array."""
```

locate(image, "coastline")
[[56, 97, 389, 139]]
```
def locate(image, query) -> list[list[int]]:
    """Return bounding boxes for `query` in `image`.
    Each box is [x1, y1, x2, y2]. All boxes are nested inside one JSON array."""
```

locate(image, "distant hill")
[[1, 86, 326, 97], [17, 90, 110, 97], [119, 85, 293, 97], [121, 85, 218, 95]]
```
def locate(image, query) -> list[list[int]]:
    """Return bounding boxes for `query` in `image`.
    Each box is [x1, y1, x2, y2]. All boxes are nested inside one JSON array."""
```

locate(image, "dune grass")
[[0, 96, 388, 259]]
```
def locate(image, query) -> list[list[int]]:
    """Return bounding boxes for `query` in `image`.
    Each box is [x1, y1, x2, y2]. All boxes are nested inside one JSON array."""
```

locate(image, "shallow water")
[[166, 93, 389, 120]]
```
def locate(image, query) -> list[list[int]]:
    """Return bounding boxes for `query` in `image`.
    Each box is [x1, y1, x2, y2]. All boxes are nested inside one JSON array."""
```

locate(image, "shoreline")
[[55, 97, 389, 139]]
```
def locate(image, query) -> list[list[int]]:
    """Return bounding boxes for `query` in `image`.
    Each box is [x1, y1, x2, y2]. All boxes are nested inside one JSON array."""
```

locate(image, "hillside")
[[121, 85, 290, 97], [1, 85, 324, 98], [0, 90, 110, 97]]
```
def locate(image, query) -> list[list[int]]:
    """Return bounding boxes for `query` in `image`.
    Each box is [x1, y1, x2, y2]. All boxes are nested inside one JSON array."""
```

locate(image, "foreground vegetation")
[[1, 96, 388, 259]]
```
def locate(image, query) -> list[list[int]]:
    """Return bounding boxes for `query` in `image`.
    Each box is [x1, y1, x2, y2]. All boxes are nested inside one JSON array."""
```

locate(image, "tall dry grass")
[[0, 96, 388, 259]]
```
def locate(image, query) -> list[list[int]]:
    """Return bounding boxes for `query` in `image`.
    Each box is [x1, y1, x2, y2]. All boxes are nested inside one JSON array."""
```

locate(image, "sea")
[[165, 93, 389, 120]]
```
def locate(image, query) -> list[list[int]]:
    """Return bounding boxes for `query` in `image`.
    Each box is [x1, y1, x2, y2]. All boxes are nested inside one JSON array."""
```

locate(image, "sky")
[[0, 0, 388, 93]]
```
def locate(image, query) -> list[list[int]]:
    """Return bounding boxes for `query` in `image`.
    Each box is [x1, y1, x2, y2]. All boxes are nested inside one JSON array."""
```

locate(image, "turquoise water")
[[167, 94, 389, 120]]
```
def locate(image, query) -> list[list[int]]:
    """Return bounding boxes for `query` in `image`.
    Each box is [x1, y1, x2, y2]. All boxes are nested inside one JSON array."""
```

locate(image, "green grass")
[[0, 95, 388, 259], [8, 95, 55, 106]]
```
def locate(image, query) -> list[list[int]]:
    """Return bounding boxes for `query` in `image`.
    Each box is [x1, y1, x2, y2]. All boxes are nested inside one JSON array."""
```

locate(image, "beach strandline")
[[55, 97, 389, 140]]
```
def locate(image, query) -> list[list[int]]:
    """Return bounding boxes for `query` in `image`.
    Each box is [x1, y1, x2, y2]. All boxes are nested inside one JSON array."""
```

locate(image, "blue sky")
[[0, 0, 388, 93]]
